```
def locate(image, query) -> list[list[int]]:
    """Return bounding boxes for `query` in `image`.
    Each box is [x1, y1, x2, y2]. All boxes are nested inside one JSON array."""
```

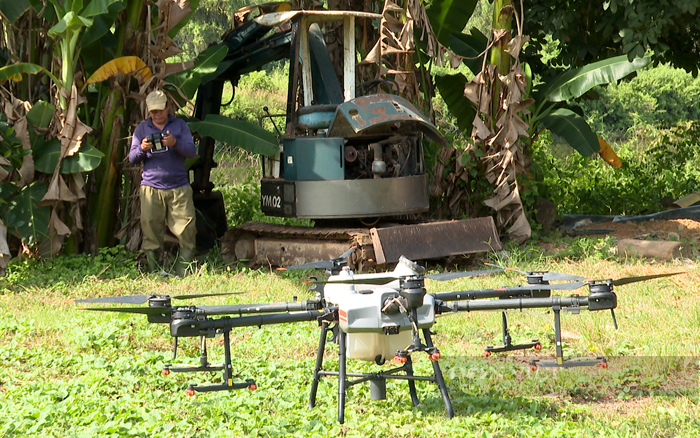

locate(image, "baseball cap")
[[146, 90, 167, 112]]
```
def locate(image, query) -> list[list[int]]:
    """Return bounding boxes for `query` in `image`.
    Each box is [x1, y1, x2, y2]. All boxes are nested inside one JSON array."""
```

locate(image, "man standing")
[[129, 90, 197, 276]]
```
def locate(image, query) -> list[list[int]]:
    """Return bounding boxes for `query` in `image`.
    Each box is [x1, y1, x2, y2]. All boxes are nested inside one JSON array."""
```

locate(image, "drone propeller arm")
[[170, 309, 333, 338], [432, 288, 523, 302], [436, 291, 617, 314], [198, 300, 322, 316], [447, 296, 584, 313]]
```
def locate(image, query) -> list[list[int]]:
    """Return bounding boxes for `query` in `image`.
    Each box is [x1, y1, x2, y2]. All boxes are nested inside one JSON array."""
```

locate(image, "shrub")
[[581, 64, 700, 142], [528, 122, 700, 217]]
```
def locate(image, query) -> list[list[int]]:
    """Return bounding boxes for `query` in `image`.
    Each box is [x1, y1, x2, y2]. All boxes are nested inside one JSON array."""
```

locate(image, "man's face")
[[149, 106, 168, 125]]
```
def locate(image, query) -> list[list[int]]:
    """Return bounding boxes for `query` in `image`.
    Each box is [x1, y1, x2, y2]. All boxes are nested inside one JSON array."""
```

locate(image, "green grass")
[[0, 243, 698, 437]]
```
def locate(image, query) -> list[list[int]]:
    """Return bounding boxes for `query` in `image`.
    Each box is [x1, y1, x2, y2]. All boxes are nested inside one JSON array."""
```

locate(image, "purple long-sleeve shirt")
[[129, 115, 197, 189]]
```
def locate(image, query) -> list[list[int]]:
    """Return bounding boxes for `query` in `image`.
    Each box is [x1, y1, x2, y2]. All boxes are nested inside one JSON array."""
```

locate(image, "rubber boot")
[[174, 248, 195, 277], [145, 250, 160, 274]]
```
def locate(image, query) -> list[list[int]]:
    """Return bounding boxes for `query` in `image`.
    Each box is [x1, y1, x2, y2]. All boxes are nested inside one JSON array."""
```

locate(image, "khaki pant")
[[140, 185, 196, 252]]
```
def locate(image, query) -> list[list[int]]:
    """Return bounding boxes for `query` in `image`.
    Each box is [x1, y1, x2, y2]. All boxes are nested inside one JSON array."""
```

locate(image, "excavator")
[[189, 4, 500, 270]]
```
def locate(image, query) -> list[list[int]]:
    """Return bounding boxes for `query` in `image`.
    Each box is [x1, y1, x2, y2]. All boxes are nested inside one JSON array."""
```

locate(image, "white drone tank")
[[324, 258, 435, 362]]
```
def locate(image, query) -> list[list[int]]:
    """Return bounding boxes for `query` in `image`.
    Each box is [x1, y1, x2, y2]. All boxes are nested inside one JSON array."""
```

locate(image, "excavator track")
[[221, 221, 376, 271], [220, 218, 501, 272]]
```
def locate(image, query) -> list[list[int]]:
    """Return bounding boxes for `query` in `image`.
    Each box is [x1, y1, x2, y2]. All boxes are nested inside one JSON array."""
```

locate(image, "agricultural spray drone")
[[73, 254, 681, 423]]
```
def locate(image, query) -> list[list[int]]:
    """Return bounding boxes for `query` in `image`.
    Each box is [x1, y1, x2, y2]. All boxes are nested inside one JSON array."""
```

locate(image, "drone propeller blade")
[[73, 295, 151, 305], [486, 263, 588, 282], [612, 271, 684, 286], [171, 292, 247, 300], [280, 260, 337, 271], [541, 272, 588, 282], [307, 266, 504, 285], [279, 247, 357, 271], [80, 306, 170, 315], [305, 276, 399, 285], [425, 268, 504, 281], [498, 282, 588, 292], [483, 262, 529, 276], [72, 291, 245, 305], [338, 246, 357, 261]]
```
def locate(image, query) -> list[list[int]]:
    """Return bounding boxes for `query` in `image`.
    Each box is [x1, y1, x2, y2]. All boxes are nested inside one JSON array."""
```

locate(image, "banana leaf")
[[80, 1, 125, 47], [542, 55, 652, 103], [426, 0, 478, 48], [3, 182, 50, 244], [448, 30, 488, 75], [0, 0, 30, 24], [167, 45, 228, 101], [26, 101, 56, 128], [188, 115, 278, 157], [86, 56, 153, 84], [540, 108, 599, 157], [33, 139, 105, 174], [435, 73, 475, 133], [0, 63, 43, 81]]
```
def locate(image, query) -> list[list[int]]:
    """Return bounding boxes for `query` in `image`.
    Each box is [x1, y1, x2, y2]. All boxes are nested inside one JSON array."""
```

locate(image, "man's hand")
[[162, 131, 176, 147], [141, 137, 153, 151]]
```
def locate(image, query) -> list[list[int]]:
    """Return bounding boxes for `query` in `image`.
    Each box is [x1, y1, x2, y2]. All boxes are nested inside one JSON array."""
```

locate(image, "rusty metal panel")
[[327, 94, 447, 146], [252, 237, 355, 269], [370, 218, 502, 264]]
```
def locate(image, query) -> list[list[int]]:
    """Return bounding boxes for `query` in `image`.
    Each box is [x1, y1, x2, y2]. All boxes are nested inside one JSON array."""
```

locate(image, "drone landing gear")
[[483, 312, 541, 356], [530, 356, 608, 370], [162, 329, 257, 394], [309, 322, 454, 424], [528, 305, 608, 370]]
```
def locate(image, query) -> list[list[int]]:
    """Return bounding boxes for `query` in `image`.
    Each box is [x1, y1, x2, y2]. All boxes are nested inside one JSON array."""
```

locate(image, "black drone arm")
[[435, 291, 616, 314], [432, 288, 534, 301], [170, 309, 332, 338], [197, 299, 323, 316]]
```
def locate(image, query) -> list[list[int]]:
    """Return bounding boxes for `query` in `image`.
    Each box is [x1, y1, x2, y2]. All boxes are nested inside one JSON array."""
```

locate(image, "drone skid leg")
[[484, 312, 541, 356], [530, 357, 608, 370], [164, 336, 225, 373], [484, 341, 541, 354], [187, 379, 257, 394], [338, 330, 348, 424], [404, 356, 420, 407], [422, 328, 454, 419], [309, 321, 331, 409], [169, 330, 257, 395], [164, 363, 224, 373], [529, 307, 608, 370]]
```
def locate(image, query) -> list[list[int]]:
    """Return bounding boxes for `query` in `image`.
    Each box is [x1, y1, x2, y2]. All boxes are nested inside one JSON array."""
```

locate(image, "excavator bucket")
[[370, 217, 501, 265]]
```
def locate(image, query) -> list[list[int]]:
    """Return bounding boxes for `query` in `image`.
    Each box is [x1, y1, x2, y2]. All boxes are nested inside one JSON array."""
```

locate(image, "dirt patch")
[[577, 396, 661, 417]]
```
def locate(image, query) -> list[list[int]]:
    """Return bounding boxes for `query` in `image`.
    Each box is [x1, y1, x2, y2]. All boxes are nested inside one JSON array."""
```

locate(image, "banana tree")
[[2, 0, 285, 261], [428, 0, 532, 241], [0, 0, 197, 255], [429, 0, 651, 242], [0, 115, 49, 270], [0, 0, 131, 257]]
